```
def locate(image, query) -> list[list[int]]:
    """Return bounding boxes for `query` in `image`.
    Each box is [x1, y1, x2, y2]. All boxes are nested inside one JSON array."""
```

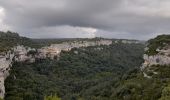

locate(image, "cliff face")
[[0, 45, 35, 98], [0, 39, 113, 98], [0, 54, 13, 98], [141, 35, 170, 78], [38, 40, 113, 59], [0, 38, 142, 99], [37, 39, 141, 59]]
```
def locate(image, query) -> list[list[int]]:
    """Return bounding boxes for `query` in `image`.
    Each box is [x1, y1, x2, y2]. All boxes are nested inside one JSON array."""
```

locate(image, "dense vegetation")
[[5, 43, 144, 100], [0, 31, 41, 52], [145, 35, 170, 55], [44, 95, 61, 100], [3, 31, 170, 100], [114, 64, 170, 100]]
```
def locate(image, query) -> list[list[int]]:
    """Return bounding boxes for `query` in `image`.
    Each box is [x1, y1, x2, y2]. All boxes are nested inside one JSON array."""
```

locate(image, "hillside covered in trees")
[[2, 31, 170, 100], [0, 31, 31, 52], [5, 44, 143, 100], [4, 42, 144, 100]]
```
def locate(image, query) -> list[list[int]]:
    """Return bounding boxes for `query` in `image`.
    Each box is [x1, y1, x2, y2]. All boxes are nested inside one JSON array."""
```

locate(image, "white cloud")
[[1, 0, 170, 39], [0, 7, 5, 28], [0, 7, 4, 22], [0, 6, 10, 31], [122, 0, 170, 17], [78, 27, 97, 38], [24, 25, 97, 38]]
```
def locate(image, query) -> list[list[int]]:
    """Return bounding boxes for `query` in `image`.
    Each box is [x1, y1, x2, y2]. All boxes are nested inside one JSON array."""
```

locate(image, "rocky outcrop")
[[0, 45, 36, 98], [0, 53, 13, 98], [141, 46, 170, 78], [37, 40, 113, 59], [13, 45, 36, 62], [0, 40, 112, 98]]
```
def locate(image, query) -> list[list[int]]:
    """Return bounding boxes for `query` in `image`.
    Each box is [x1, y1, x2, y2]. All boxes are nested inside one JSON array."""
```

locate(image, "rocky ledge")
[[141, 41, 170, 78]]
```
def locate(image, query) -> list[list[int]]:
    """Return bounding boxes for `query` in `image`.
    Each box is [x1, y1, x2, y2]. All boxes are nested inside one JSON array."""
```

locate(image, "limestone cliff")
[[0, 39, 112, 98], [37, 40, 113, 59], [0, 38, 141, 99], [141, 35, 170, 78], [0, 45, 35, 98]]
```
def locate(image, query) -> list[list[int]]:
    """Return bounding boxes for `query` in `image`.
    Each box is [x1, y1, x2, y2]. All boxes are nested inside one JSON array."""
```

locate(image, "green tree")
[[159, 84, 170, 100], [44, 95, 61, 100]]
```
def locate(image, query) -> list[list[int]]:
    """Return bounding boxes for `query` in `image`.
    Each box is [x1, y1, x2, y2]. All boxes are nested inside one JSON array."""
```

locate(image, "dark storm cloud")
[[0, 0, 170, 40], [0, 0, 118, 27]]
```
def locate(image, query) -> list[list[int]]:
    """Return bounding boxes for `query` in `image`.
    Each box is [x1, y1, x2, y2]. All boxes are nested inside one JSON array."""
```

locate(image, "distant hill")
[[0, 31, 143, 53], [0, 31, 35, 52]]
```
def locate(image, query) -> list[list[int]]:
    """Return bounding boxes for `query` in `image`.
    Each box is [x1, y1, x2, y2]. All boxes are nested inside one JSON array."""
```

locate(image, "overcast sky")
[[0, 0, 170, 40]]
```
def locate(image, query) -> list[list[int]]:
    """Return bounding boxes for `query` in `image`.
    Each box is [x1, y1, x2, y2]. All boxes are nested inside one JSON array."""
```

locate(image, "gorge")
[[1, 31, 170, 100]]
